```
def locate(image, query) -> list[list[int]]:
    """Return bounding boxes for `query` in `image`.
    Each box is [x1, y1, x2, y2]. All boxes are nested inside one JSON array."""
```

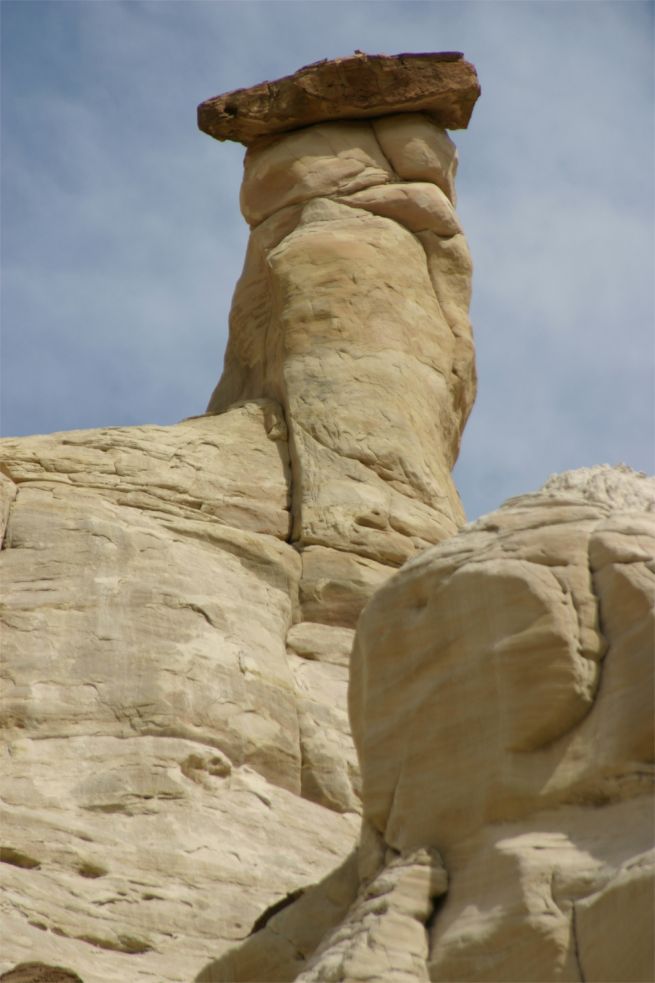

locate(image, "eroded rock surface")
[[348, 465, 654, 983], [211, 467, 653, 983], [0, 53, 477, 983], [0, 404, 358, 982], [209, 113, 477, 574]]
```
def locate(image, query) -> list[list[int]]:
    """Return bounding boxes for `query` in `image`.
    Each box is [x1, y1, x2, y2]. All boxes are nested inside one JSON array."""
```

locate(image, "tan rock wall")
[[0, 405, 359, 982], [199, 467, 653, 983], [348, 465, 655, 982]]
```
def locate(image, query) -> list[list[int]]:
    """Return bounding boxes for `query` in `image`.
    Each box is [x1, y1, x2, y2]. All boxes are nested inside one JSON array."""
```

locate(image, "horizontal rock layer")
[[198, 51, 480, 145]]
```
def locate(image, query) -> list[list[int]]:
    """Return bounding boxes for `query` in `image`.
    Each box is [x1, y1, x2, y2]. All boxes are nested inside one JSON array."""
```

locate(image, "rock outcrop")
[[211, 465, 654, 982], [351, 464, 654, 982], [0, 53, 478, 982]]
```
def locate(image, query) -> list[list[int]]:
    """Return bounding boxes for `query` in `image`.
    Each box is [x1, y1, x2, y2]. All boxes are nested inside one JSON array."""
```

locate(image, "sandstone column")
[[199, 52, 481, 625]]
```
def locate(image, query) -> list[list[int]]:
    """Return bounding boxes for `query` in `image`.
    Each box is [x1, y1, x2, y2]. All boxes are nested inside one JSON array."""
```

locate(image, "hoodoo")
[[204, 51, 480, 617]]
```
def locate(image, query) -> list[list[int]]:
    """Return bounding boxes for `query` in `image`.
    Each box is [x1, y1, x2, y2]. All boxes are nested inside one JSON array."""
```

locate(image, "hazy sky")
[[2, 0, 653, 520]]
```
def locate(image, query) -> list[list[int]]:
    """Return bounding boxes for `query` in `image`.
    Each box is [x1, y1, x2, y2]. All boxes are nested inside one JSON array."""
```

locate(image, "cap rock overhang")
[[197, 50, 481, 146]]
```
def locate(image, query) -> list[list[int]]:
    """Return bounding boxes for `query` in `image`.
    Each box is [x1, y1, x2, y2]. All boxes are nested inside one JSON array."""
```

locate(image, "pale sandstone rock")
[[240, 121, 394, 227], [346, 466, 654, 982], [418, 231, 476, 430], [297, 848, 447, 983], [210, 188, 471, 570], [289, 652, 360, 813], [336, 181, 462, 235], [0, 964, 83, 983], [211, 110, 476, 580], [197, 51, 480, 145], [286, 622, 354, 668], [0, 753, 357, 983], [373, 113, 459, 203], [209, 467, 651, 982], [298, 545, 391, 629], [1, 405, 300, 788], [195, 853, 360, 983], [574, 848, 655, 982], [0, 400, 291, 538], [0, 403, 359, 981], [427, 798, 654, 982], [4, 49, 646, 983]]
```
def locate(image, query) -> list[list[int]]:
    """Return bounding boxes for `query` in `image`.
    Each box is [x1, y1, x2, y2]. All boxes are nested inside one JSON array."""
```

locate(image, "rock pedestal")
[[206, 53, 479, 620]]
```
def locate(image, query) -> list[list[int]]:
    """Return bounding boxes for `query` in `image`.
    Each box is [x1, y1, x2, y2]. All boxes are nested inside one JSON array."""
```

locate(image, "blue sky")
[[2, 0, 653, 520]]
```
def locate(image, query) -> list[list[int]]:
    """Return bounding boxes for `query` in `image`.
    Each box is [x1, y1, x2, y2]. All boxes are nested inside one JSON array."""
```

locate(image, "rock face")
[[349, 465, 654, 983], [0, 53, 477, 983], [0, 405, 359, 982], [212, 466, 654, 983]]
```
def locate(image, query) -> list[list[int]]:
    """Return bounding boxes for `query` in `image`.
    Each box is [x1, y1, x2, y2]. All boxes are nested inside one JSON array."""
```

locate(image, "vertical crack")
[[571, 903, 587, 982], [0, 474, 19, 552]]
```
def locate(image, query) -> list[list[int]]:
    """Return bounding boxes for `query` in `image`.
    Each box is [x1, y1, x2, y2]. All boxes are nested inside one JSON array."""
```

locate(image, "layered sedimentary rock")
[[0, 53, 478, 982], [212, 465, 654, 983], [0, 405, 359, 982]]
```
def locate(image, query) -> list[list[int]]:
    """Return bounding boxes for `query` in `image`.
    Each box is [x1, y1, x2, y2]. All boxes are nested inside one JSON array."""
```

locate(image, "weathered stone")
[[289, 652, 360, 813], [240, 121, 394, 227], [299, 545, 391, 629], [0, 54, 481, 982], [195, 853, 360, 983], [0, 404, 359, 981], [574, 850, 655, 982], [336, 181, 462, 235], [373, 113, 459, 203], [4, 46, 649, 983], [286, 622, 354, 668], [297, 848, 448, 983], [346, 466, 654, 982], [0, 472, 16, 550], [210, 183, 472, 571], [198, 52, 480, 146]]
